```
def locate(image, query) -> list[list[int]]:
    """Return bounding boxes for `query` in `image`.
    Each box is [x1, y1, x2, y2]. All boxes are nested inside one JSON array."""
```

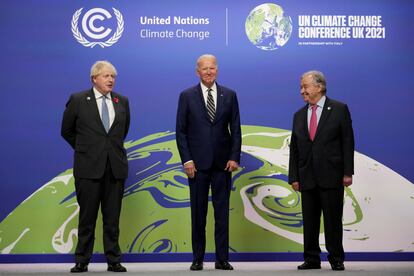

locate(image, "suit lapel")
[[300, 105, 310, 140], [214, 85, 225, 123], [86, 89, 106, 132], [314, 97, 332, 141], [196, 84, 212, 123], [87, 88, 117, 134], [109, 92, 120, 133]]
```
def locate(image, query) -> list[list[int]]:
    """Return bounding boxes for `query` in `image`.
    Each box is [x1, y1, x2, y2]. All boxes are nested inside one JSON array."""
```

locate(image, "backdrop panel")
[[0, 0, 413, 261]]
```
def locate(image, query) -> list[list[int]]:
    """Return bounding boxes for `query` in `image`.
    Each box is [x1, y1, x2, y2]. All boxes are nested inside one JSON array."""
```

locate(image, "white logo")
[[71, 7, 124, 48]]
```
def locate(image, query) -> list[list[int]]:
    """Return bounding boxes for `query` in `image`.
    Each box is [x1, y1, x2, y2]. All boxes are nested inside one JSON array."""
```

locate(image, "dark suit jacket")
[[288, 97, 354, 190], [176, 83, 241, 170], [61, 89, 130, 179]]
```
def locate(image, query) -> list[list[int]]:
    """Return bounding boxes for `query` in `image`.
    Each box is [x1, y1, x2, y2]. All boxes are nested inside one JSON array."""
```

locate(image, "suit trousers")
[[74, 158, 125, 264], [301, 186, 345, 264], [189, 165, 232, 262]]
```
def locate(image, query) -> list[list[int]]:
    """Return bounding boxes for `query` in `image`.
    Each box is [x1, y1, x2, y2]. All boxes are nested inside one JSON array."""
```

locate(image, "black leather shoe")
[[70, 263, 88, 273], [107, 263, 127, 272], [330, 262, 345, 271], [190, 261, 203, 271], [215, 261, 234, 270], [297, 262, 321, 270]]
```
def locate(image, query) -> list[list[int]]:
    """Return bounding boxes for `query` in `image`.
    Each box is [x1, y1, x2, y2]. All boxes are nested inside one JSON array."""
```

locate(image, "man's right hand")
[[291, 181, 300, 192], [184, 161, 197, 178]]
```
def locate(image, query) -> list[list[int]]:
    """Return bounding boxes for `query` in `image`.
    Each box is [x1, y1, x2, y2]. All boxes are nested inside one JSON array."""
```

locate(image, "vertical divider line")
[[226, 8, 229, 46]]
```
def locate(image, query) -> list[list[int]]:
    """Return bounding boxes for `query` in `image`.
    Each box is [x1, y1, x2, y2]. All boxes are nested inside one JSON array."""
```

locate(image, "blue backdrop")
[[0, 0, 413, 260]]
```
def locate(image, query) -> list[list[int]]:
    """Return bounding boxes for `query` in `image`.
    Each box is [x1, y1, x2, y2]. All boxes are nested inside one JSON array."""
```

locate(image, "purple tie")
[[309, 105, 318, 141]]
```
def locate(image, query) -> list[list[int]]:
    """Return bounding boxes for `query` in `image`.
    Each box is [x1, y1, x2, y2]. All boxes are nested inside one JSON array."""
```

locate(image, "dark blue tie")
[[206, 89, 215, 122]]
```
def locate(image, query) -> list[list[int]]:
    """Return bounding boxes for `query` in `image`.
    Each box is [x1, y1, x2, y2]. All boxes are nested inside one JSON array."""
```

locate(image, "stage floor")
[[0, 262, 413, 275]]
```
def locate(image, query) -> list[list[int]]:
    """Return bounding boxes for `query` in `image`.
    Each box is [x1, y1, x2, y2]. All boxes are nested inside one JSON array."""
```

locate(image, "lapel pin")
[[327, 106, 331, 110], [86, 97, 90, 100], [113, 97, 119, 103]]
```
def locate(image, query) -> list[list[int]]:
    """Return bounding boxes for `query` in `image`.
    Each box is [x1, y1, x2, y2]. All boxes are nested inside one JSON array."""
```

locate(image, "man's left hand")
[[343, 175, 353, 187], [225, 160, 239, 172]]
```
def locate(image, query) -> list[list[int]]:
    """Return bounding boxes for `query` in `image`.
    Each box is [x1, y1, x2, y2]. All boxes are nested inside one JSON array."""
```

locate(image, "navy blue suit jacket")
[[176, 83, 241, 170]]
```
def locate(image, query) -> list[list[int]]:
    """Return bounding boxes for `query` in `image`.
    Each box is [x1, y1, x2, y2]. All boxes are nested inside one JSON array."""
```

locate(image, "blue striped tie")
[[101, 95, 110, 132]]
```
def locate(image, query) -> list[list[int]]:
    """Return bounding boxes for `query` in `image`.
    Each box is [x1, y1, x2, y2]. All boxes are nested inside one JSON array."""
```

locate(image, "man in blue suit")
[[176, 54, 241, 271]]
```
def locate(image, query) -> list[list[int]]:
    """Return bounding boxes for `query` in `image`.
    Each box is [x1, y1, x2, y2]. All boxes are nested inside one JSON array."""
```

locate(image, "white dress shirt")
[[200, 82, 217, 110], [307, 95, 326, 129], [94, 87, 115, 128]]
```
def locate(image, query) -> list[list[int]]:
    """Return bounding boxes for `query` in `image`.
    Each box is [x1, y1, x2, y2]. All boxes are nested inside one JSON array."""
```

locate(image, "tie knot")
[[311, 105, 318, 111]]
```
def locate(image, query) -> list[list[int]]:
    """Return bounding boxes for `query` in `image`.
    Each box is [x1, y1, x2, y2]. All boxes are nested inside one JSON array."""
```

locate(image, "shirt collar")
[[200, 82, 217, 94], [93, 87, 111, 99], [309, 95, 326, 109]]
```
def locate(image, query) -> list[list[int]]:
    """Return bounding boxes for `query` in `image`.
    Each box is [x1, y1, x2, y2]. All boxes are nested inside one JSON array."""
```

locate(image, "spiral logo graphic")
[[71, 7, 124, 48]]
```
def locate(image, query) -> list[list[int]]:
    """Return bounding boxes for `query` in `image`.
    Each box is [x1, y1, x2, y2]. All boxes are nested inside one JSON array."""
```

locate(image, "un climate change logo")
[[71, 7, 124, 48], [245, 3, 292, 50]]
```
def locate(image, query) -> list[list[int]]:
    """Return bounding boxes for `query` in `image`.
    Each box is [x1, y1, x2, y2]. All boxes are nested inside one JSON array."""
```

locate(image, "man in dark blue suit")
[[176, 54, 241, 271], [289, 71, 354, 271]]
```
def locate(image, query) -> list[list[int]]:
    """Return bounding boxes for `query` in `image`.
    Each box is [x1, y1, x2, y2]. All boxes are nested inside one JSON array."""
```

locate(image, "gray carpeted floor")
[[0, 262, 413, 275]]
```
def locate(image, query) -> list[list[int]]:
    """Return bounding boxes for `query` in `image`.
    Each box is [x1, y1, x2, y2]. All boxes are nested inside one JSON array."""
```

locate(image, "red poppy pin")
[[113, 97, 119, 103]]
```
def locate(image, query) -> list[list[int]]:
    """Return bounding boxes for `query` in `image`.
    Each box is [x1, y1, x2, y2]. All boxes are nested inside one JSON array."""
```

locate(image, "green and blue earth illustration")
[[245, 3, 292, 50], [1, 125, 413, 254]]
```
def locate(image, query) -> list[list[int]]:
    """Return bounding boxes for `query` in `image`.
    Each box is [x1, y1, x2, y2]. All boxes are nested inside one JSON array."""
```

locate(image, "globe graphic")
[[1, 125, 414, 254], [245, 3, 293, 50]]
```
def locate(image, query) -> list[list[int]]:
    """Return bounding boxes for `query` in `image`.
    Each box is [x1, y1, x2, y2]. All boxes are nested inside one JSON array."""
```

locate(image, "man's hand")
[[343, 175, 353, 187], [291, 181, 300, 192], [184, 161, 197, 178], [225, 160, 239, 172]]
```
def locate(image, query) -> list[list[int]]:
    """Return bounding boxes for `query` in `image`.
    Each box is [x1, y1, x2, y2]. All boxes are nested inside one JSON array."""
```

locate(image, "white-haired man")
[[289, 70, 354, 271], [176, 54, 241, 271]]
